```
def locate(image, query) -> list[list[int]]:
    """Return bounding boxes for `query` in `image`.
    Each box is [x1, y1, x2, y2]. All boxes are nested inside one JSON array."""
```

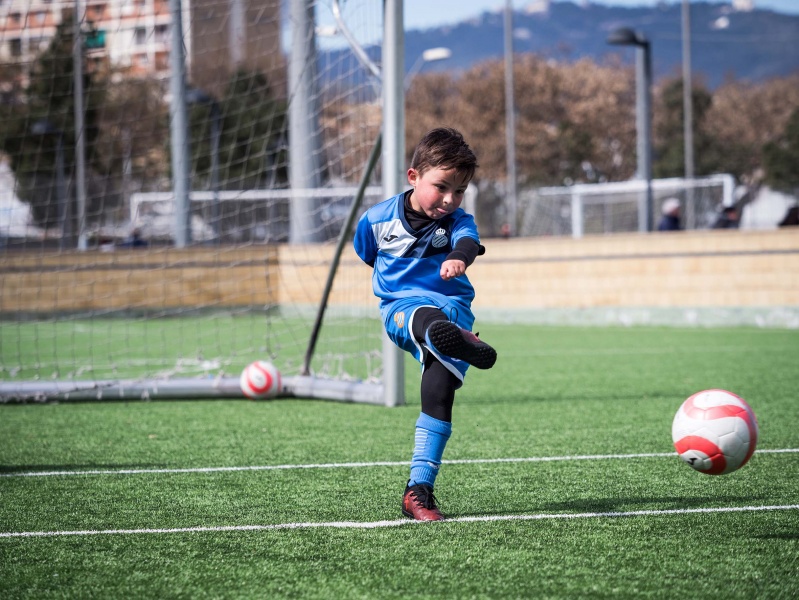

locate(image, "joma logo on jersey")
[[393, 311, 406, 329], [432, 228, 448, 248]]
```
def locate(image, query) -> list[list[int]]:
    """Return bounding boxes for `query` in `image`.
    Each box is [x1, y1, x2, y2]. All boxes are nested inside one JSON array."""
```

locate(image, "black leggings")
[[412, 307, 460, 422]]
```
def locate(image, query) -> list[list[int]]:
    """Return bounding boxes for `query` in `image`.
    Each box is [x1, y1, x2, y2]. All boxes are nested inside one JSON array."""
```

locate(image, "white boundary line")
[[3, 505, 798, 538], [3, 449, 798, 478]]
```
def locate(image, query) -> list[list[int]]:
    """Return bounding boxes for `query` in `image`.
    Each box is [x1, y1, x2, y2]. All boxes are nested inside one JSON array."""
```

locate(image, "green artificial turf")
[[1, 324, 798, 599]]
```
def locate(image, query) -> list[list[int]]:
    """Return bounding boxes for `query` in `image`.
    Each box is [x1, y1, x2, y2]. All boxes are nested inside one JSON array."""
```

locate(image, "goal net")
[[518, 175, 735, 237], [0, 1, 395, 404]]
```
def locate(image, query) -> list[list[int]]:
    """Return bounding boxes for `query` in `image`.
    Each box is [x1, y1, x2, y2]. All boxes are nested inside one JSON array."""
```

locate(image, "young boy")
[[353, 127, 497, 521]]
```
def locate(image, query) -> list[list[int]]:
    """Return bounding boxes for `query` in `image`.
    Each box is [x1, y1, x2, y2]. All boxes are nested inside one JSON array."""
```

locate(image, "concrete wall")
[[468, 229, 799, 309], [2, 229, 797, 325], [0, 247, 278, 313]]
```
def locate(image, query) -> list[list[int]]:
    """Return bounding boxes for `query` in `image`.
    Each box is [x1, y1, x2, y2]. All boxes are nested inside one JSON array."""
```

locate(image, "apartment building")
[[1, 0, 173, 76], [0, 0, 282, 90]]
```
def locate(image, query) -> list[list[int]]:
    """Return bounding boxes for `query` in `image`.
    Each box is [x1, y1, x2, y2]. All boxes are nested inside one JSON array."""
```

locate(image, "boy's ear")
[[407, 168, 419, 186]]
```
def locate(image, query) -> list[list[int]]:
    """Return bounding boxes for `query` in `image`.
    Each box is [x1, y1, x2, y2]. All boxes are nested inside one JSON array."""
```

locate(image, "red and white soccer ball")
[[239, 360, 282, 400], [672, 389, 758, 475]]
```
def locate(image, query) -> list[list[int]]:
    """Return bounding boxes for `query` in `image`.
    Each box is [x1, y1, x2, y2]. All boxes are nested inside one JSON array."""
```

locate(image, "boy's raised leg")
[[426, 321, 497, 369]]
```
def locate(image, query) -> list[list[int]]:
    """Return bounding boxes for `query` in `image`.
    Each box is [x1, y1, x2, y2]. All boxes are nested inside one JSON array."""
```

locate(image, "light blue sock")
[[409, 412, 452, 488]]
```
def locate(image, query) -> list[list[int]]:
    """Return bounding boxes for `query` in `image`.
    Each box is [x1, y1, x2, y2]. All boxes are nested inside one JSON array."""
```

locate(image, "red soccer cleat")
[[402, 483, 444, 521]]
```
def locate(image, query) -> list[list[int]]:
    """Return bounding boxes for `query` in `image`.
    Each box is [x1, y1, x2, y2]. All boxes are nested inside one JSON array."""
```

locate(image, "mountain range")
[[399, 1, 799, 88]]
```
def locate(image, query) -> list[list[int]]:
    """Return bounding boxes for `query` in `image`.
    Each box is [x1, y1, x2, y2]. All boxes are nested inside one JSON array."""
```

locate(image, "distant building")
[[524, 0, 550, 15], [0, 0, 283, 94], [0, 0, 172, 77]]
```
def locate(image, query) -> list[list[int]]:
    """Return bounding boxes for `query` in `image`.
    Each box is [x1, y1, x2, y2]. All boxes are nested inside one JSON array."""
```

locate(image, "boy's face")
[[407, 166, 471, 220]]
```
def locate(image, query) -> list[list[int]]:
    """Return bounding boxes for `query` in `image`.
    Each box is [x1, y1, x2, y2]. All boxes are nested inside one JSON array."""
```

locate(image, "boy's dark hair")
[[410, 127, 478, 181]]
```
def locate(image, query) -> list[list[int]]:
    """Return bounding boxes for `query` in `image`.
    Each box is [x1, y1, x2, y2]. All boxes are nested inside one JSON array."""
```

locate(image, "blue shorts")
[[381, 295, 475, 383]]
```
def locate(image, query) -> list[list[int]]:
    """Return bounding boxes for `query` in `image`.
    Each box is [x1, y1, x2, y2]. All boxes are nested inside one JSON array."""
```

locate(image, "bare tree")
[[406, 55, 637, 186]]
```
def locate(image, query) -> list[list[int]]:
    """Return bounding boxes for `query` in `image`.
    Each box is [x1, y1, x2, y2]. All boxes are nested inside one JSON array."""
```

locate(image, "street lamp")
[[504, 0, 517, 237], [682, 0, 696, 229], [608, 27, 653, 232], [404, 47, 452, 89], [186, 88, 222, 243]]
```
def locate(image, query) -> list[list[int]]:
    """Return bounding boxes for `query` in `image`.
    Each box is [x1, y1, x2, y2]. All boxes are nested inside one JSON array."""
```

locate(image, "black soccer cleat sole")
[[427, 321, 497, 370]]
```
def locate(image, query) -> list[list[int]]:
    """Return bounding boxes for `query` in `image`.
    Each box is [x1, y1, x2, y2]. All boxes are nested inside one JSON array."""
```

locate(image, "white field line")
[[2, 505, 798, 538], [2, 448, 798, 478]]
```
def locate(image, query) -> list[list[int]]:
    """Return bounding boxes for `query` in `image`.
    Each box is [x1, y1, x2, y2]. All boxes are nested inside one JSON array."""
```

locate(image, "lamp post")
[[608, 27, 653, 232], [186, 89, 221, 242], [682, 0, 696, 229], [404, 47, 451, 90], [289, 0, 324, 244], [73, 0, 88, 250], [504, 0, 517, 237], [32, 120, 68, 249]]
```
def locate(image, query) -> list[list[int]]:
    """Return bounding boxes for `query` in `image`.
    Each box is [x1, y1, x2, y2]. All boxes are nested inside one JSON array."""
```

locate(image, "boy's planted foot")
[[426, 321, 497, 369], [402, 483, 444, 521]]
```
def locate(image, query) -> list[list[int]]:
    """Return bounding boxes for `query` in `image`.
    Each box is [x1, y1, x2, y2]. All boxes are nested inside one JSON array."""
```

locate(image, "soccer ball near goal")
[[240, 361, 282, 400], [671, 389, 758, 475]]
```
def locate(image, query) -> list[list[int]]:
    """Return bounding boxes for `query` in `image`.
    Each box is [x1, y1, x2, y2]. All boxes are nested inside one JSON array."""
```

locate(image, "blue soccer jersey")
[[354, 192, 482, 379], [354, 192, 481, 312]]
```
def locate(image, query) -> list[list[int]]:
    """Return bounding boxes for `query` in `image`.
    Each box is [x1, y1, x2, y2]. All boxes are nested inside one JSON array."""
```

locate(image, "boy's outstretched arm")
[[440, 237, 483, 280]]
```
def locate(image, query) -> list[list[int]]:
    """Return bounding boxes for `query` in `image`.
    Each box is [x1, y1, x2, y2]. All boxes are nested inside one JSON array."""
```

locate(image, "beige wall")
[[0, 247, 278, 312], [279, 229, 799, 312], [1, 229, 796, 314], [467, 229, 799, 310]]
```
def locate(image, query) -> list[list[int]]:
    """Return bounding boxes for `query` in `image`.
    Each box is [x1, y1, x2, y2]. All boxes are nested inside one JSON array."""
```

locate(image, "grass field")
[[1, 324, 798, 598]]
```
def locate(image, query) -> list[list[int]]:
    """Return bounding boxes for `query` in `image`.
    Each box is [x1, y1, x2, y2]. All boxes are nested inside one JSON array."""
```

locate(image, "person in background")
[[657, 197, 681, 232], [778, 205, 799, 227], [712, 205, 741, 229], [118, 227, 148, 248]]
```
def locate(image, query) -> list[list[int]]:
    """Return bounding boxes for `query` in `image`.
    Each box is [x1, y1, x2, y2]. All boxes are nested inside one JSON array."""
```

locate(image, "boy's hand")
[[440, 259, 467, 281]]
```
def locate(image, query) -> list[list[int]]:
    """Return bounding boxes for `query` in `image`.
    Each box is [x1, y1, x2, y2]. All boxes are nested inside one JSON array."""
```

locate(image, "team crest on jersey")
[[393, 311, 406, 329], [432, 228, 448, 248]]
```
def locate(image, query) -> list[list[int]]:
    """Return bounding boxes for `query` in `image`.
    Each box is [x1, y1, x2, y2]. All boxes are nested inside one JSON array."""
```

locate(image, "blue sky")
[[306, 1, 798, 50], [400, 1, 798, 31]]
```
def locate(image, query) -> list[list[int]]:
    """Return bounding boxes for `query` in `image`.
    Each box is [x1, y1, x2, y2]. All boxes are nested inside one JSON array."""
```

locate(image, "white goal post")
[[128, 187, 384, 244]]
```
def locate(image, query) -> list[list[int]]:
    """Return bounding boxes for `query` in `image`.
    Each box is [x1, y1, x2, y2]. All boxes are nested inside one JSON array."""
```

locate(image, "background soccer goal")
[[0, 0, 407, 404], [518, 174, 735, 237]]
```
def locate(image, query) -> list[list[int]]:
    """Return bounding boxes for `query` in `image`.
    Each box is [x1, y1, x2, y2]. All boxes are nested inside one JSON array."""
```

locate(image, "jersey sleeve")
[[353, 211, 377, 268], [446, 237, 482, 266], [450, 210, 481, 249]]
